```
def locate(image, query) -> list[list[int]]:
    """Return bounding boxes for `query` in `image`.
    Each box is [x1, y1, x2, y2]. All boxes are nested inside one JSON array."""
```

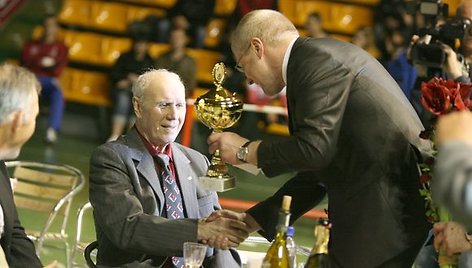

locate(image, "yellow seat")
[[64, 31, 103, 66], [58, 67, 74, 99], [340, 0, 379, 5], [58, 0, 92, 27], [279, 0, 331, 27], [90, 1, 128, 33], [187, 49, 222, 84], [328, 4, 373, 35], [204, 18, 226, 48], [214, 0, 237, 16], [120, 0, 176, 8], [444, 0, 461, 17], [31, 25, 66, 41], [127, 5, 165, 25], [6, 161, 85, 265], [148, 43, 170, 58], [67, 68, 111, 106], [101, 36, 133, 67], [301, 1, 332, 27]]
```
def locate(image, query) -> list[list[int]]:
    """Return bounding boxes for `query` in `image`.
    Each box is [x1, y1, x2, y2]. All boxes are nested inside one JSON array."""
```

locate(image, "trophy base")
[[198, 175, 235, 192]]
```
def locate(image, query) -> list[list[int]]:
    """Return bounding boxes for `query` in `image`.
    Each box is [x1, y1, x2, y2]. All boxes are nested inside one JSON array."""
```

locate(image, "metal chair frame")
[[5, 161, 85, 264]]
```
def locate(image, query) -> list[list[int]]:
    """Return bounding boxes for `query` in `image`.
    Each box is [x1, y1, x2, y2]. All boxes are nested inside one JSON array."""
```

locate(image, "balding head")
[[230, 9, 298, 55]]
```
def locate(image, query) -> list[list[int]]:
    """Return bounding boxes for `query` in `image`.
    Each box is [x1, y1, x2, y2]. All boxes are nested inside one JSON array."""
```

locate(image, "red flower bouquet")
[[419, 77, 472, 266]]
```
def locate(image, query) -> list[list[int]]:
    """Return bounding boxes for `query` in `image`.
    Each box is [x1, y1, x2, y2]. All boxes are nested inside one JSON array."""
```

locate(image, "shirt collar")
[[282, 37, 299, 85], [136, 127, 173, 162]]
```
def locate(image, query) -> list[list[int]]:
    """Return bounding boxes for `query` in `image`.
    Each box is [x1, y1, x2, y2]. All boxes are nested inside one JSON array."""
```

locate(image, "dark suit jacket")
[[0, 161, 42, 268], [248, 37, 432, 267], [89, 128, 240, 267]]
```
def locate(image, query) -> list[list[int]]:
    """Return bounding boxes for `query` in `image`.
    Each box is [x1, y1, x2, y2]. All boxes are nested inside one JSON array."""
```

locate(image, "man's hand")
[[206, 210, 261, 233], [440, 43, 463, 80], [207, 132, 248, 165], [433, 221, 472, 256], [197, 213, 249, 250], [435, 111, 472, 147]]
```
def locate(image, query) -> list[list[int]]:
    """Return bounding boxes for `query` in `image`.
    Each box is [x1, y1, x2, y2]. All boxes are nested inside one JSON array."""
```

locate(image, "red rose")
[[420, 173, 431, 184], [454, 82, 472, 110], [421, 78, 452, 115]]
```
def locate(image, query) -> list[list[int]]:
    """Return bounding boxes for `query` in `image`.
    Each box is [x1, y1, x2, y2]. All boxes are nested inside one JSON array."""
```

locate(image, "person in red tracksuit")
[[21, 14, 68, 144]]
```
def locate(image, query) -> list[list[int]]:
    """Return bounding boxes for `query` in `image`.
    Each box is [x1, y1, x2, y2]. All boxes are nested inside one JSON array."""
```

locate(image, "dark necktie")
[[155, 153, 185, 268]]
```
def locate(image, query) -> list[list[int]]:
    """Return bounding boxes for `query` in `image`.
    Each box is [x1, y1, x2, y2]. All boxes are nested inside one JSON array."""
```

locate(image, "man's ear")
[[251, 37, 264, 59], [132, 97, 141, 118], [10, 111, 24, 134]]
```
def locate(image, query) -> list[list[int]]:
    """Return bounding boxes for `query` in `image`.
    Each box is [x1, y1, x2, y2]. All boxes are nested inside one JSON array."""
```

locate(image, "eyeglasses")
[[234, 43, 252, 73]]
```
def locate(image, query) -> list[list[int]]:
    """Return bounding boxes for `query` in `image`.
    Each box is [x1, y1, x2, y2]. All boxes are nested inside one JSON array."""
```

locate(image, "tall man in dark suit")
[[89, 69, 247, 267], [207, 10, 433, 267], [0, 63, 56, 267]]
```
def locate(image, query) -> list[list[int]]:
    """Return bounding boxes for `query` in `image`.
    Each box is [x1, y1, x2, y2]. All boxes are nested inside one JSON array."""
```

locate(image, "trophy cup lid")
[[195, 63, 243, 109], [194, 63, 244, 131]]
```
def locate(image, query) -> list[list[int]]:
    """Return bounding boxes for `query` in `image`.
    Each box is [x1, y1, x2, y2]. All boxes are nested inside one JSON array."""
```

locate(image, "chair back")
[[5, 161, 85, 260]]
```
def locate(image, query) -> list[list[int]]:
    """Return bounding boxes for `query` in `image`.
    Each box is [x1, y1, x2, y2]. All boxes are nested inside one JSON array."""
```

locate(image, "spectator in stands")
[[305, 12, 328, 38], [0, 63, 57, 268], [156, 0, 215, 48], [385, 28, 417, 99], [155, 27, 196, 98], [107, 38, 154, 142], [89, 69, 246, 267], [20, 14, 68, 144]]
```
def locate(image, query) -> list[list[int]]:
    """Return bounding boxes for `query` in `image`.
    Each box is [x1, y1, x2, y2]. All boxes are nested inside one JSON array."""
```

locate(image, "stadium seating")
[[187, 48, 222, 84], [214, 0, 237, 16], [204, 18, 226, 48]]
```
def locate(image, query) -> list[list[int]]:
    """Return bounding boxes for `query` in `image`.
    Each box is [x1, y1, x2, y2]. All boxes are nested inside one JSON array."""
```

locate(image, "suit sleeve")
[[8, 210, 42, 268], [433, 142, 472, 229], [257, 47, 353, 177], [246, 172, 327, 241], [89, 145, 198, 256]]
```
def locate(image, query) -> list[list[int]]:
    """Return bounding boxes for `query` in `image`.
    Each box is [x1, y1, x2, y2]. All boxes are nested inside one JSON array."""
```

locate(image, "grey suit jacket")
[[433, 142, 472, 229], [248, 37, 432, 267], [89, 127, 240, 267]]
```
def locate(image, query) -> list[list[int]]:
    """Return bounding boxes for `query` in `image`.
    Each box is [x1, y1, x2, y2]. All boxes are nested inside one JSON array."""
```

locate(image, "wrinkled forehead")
[[146, 76, 185, 100]]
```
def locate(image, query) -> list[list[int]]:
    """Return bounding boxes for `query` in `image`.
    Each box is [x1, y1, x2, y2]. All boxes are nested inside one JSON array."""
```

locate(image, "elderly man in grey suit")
[[89, 69, 247, 268], [207, 9, 433, 268]]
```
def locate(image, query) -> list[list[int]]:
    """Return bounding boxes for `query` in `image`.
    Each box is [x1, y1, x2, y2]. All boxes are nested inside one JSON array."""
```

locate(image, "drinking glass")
[[183, 242, 207, 268]]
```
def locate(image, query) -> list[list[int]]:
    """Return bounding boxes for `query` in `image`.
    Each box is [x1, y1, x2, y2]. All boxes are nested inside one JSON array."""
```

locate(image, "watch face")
[[237, 147, 247, 161]]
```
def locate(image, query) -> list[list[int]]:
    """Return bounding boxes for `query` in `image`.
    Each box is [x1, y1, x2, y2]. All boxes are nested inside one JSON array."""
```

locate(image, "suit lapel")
[[126, 129, 165, 214], [172, 145, 199, 219]]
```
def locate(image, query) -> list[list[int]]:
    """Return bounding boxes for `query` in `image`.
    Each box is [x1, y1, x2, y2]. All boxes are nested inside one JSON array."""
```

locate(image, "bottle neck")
[[311, 225, 329, 255], [276, 211, 291, 232]]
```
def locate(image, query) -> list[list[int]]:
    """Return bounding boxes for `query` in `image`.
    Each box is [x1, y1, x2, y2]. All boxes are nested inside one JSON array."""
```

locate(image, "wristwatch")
[[237, 141, 252, 163]]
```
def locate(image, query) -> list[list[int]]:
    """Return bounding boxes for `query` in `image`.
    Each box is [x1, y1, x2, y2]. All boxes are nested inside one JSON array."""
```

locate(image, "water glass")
[[183, 242, 207, 268]]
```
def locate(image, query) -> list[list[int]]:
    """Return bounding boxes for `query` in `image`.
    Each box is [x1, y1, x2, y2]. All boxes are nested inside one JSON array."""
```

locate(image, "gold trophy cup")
[[194, 63, 244, 192]]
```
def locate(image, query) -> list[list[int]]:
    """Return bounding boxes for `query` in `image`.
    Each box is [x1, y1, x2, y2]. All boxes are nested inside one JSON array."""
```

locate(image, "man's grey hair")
[[0, 63, 40, 124], [231, 9, 298, 54], [132, 68, 184, 100]]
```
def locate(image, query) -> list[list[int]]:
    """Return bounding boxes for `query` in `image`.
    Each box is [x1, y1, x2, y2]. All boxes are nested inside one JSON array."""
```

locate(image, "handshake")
[[197, 210, 261, 250]]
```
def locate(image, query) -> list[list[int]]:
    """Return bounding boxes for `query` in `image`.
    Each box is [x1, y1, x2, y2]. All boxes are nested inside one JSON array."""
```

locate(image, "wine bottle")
[[262, 195, 292, 268], [304, 218, 331, 268]]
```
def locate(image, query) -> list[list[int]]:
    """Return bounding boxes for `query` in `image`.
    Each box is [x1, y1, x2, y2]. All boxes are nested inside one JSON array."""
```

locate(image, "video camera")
[[408, 0, 471, 68]]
